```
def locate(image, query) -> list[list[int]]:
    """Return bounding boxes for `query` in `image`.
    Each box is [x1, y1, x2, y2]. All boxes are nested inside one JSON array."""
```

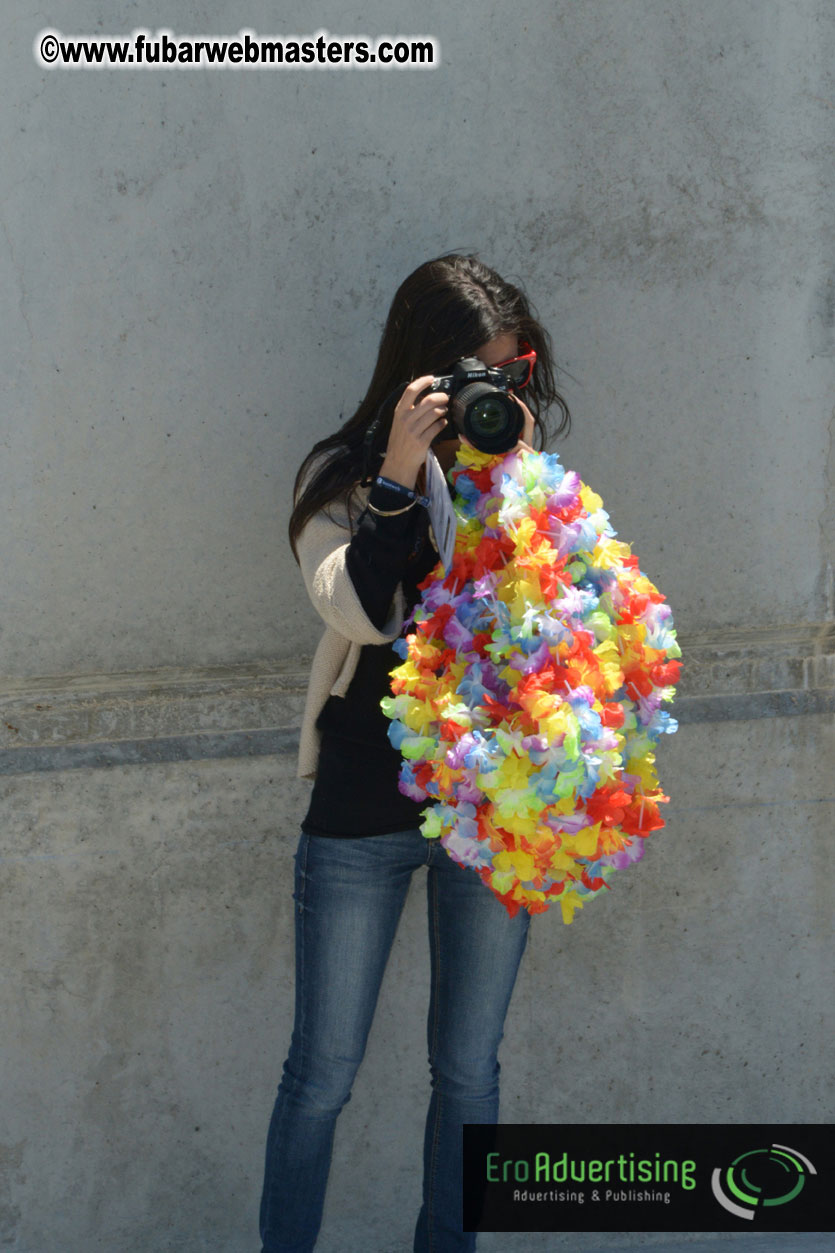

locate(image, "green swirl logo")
[[712, 1144, 816, 1220]]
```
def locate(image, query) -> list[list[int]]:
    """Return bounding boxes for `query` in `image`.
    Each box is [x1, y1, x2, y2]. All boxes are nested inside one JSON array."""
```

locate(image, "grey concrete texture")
[[2, 0, 834, 680], [3, 0, 835, 1249], [2, 712, 832, 1250]]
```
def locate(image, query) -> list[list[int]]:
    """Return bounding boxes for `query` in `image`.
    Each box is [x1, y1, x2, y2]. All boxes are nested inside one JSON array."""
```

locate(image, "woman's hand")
[[512, 394, 536, 453], [379, 375, 449, 490]]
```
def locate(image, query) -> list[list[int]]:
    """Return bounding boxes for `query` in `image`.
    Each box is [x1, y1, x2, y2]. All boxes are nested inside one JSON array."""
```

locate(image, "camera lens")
[[451, 382, 522, 453], [470, 395, 509, 438]]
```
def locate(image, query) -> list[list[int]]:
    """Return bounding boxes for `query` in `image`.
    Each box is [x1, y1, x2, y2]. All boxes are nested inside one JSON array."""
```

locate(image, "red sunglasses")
[[494, 341, 537, 390]]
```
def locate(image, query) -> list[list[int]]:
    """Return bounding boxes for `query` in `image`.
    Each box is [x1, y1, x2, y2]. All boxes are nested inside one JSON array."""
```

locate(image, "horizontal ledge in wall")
[[0, 622, 832, 775], [674, 687, 835, 724], [0, 659, 310, 776], [0, 727, 299, 776], [0, 659, 310, 751], [675, 620, 835, 699]]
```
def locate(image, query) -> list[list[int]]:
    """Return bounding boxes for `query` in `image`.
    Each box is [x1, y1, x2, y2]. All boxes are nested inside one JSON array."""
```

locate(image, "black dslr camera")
[[430, 358, 524, 454]]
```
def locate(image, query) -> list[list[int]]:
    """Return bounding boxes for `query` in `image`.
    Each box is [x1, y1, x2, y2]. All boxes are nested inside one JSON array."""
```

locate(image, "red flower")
[[600, 702, 625, 728], [471, 631, 492, 657], [540, 563, 570, 600], [617, 592, 650, 624], [467, 464, 498, 493], [472, 534, 514, 579], [414, 761, 435, 792], [544, 881, 566, 896], [585, 786, 631, 828], [422, 603, 455, 640], [418, 567, 443, 592], [624, 665, 654, 699], [443, 552, 474, 590], [565, 633, 596, 663], [483, 692, 515, 723], [514, 665, 568, 706], [650, 659, 681, 686]]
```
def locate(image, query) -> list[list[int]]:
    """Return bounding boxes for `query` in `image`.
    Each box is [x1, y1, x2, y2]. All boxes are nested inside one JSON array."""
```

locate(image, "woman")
[[259, 254, 571, 1252]]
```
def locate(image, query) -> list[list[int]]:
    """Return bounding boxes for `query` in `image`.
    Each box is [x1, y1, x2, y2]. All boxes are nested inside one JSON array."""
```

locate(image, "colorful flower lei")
[[380, 445, 681, 924]]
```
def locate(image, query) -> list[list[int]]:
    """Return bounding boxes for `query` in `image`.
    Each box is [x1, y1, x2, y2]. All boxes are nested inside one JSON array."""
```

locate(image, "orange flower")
[[620, 794, 667, 836]]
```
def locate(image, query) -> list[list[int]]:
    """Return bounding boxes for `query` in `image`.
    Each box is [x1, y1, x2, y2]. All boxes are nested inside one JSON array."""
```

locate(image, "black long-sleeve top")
[[300, 480, 441, 838]]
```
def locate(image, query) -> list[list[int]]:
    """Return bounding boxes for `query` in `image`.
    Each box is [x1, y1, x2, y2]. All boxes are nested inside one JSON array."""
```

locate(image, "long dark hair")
[[288, 253, 571, 561]]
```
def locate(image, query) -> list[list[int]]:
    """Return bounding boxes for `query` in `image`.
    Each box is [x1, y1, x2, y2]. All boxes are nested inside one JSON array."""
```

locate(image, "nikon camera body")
[[430, 357, 524, 454]]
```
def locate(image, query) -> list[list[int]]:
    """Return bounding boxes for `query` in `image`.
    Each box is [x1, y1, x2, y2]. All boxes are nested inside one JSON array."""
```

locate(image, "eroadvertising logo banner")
[[462, 1124, 833, 1233]]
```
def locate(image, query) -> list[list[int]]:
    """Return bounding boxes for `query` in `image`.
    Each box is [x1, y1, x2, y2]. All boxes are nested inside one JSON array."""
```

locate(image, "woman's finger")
[[511, 394, 536, 446], [410, 401, 448, 434], [394, 392, 447, 429], [395, 374, 438, 414]]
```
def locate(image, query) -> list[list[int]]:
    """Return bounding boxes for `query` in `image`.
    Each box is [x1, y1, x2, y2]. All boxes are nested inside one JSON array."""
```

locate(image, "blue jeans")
[[259, 828, 531, 1252]]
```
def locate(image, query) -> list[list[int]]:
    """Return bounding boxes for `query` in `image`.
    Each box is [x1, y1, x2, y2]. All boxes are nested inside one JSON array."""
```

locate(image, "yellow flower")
[[559, 889, 585, 925], [491, 801, 540, 838], [579, 484, 603, 513], [593, 641, 624, 693], [566, 823, 601, 858], [510, 580, 541, 620], [498, 664, 524, 687], [550, 795, 578, 816], [493, 848, 537, 882], [401, 698, 437, 736], [495, 753, 534, 791], [548, 847, 577, 874], [513, 517, 537, 552], [540, 707, 574, 743], [591, 536, 631, 570], [625, 753, 659, 790], [618, 623, 647, 649]]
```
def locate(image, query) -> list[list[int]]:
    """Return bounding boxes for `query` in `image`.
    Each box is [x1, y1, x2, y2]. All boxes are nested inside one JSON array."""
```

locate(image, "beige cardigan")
[[295, 486, 409, 779]]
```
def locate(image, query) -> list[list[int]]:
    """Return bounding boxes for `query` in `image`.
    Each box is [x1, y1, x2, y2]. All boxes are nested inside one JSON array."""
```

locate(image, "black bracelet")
[[374, 475, 430, 508]]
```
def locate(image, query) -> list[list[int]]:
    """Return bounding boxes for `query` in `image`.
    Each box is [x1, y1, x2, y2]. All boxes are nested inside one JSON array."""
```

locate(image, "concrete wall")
[[2, 0, 833, 1249]]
